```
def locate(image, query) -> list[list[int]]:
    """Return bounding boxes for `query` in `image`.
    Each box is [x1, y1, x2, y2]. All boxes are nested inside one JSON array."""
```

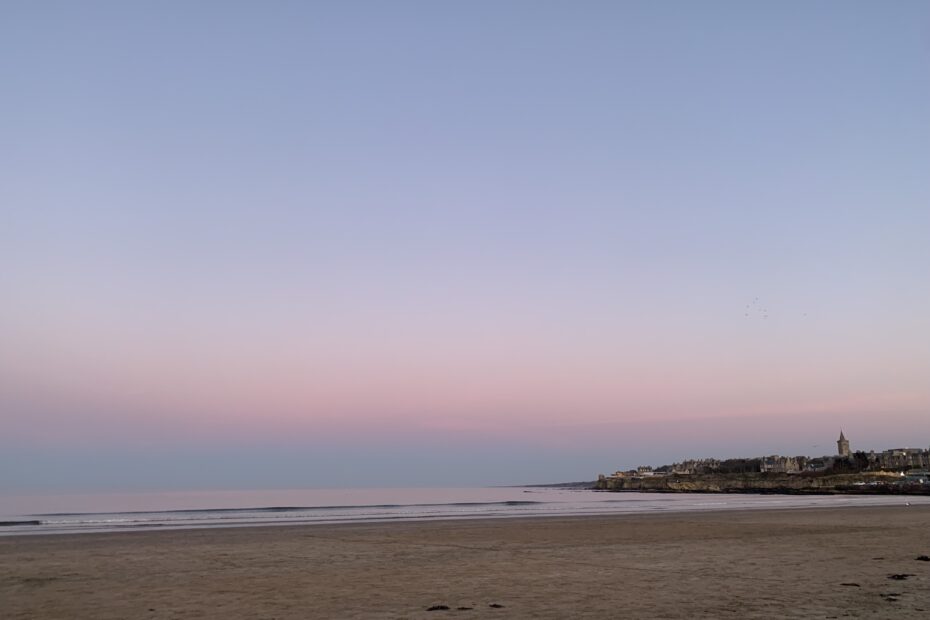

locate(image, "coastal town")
[[597, 432, 930, 493]]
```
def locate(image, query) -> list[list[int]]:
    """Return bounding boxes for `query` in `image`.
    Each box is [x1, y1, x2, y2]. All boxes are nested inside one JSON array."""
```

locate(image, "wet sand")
[[2, 505, 929, 619]]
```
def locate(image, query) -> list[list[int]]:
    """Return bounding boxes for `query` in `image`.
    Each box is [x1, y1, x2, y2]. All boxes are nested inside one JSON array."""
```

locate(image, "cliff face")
[[596, 472, 905, 493]]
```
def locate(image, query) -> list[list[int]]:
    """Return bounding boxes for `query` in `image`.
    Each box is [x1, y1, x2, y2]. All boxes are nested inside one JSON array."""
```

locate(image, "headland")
[[598, 431, 930, 495]]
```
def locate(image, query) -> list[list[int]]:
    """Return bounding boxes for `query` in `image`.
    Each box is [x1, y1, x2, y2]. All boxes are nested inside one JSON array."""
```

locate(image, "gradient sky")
[[2, 1, 929, 491]]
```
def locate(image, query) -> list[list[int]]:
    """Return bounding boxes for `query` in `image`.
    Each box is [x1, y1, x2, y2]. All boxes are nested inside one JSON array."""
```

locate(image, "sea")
[[1, 487, 927, 537]]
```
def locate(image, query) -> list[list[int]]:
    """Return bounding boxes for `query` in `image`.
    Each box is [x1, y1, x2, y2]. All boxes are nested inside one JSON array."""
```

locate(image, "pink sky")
[[2, 2, 929, 490]]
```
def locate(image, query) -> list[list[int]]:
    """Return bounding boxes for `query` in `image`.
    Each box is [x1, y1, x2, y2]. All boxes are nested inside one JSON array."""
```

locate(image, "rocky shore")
[[595, 472, 930, 494]]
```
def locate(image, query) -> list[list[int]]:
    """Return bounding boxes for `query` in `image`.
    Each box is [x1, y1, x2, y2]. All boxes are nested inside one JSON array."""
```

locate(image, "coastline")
[[4, 488, 929, 537], [596, 471, 930, 494], [3, 505, 929, 618]]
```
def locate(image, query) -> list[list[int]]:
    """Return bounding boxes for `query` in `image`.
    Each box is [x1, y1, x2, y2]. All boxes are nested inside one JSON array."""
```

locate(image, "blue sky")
[[2, 1, 929, 491]]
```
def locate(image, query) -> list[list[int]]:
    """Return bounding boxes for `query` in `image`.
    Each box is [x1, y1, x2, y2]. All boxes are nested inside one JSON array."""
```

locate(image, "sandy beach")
[[2, 506, 928, 619]]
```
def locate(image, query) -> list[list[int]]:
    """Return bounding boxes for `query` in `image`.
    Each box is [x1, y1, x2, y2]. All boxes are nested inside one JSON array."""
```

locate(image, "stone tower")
[[837, 430, 850, 458]]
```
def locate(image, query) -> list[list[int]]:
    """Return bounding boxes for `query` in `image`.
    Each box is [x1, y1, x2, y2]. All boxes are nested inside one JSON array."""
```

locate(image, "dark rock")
[[456, 607, 473, 610], [916, 555, 930, 561], [888, 574, 914, 580], [489, 603, 505, 608], [426, 605, 450, 611], [840, 583, 861, 587]]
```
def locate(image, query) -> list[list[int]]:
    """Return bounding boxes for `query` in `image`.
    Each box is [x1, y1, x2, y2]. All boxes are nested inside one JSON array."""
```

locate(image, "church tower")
[[837, 430, 850, 458]]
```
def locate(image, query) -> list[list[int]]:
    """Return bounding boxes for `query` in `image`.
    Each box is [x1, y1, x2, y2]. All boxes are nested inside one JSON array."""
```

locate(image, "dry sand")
[[2, 506, 929, 619]]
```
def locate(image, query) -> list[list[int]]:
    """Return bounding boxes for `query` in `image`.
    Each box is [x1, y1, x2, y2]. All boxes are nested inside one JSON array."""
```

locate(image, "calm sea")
[[1, 487, 926, 537]]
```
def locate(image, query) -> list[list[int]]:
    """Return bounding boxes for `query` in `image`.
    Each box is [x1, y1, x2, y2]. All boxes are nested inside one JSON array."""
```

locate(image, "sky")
[[2, 1, 929, 491]]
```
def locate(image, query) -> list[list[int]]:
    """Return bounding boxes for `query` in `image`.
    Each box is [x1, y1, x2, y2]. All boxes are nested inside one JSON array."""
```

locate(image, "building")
[[760, 455, 800, 473], [836, 430, 850, 458], [668, 459, 721, 475], [871, 448, 930, 471]]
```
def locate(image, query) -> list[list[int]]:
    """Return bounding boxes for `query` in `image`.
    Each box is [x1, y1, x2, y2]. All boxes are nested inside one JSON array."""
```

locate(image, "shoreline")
[[594, 486, 930, 495], [3, 505, 929, 618], [597, 470, 930, 494], [2, 501, 926, 540], [4, 493, 929, 539]]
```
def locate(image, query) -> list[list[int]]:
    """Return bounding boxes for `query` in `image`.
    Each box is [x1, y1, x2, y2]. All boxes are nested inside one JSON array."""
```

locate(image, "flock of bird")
[[744, 298, 808, 320], [745, 297, 768, 319]]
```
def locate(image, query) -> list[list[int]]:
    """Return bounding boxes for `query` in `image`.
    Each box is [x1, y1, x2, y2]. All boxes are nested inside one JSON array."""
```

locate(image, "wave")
[[7, 492, 929, 537], [34, 500, 546, 518]]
